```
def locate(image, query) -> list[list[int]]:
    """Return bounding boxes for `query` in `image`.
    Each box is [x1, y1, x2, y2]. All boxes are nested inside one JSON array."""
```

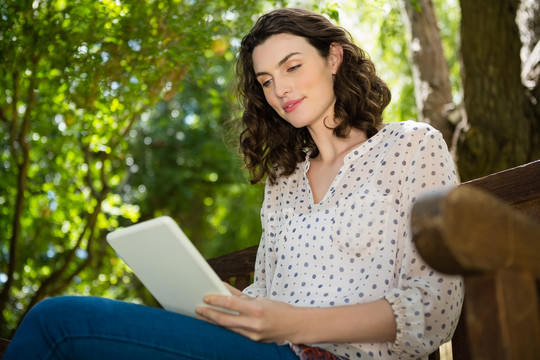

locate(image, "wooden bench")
[[411, 160, 540, 360], [1, 160, 539, 359]]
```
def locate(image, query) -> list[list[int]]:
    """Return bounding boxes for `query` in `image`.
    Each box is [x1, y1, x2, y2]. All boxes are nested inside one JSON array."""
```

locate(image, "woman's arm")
[[383, 124, 463, 356], [196, 289, 396, 345]]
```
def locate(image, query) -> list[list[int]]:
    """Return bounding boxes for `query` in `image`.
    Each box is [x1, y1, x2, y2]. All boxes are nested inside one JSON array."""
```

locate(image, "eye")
[[288, 64, 301, 72], [262, 78, 273, 87]]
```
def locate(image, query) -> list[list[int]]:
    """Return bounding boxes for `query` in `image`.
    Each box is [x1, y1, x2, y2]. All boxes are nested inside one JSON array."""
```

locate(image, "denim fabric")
[[3, 296, 299, 360]]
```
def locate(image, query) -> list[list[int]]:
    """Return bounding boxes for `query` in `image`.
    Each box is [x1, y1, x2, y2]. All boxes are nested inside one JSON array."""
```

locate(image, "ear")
[[328, 42, 343, 74]]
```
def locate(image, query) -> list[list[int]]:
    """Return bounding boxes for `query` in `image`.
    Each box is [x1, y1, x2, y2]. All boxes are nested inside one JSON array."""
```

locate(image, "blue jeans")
[[3, 296, 299, 360]]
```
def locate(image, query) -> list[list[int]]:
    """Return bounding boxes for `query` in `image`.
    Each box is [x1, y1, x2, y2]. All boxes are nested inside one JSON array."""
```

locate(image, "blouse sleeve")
[[383, 126, 464, 357], [242, 180, 273, 298], [241, 234, 268, 297]]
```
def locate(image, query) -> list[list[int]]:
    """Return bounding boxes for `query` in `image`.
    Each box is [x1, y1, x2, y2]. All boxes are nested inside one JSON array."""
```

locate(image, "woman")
[[4, 8, 462, 360]]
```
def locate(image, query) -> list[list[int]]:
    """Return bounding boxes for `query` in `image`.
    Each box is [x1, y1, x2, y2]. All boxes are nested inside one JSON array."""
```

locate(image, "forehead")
[[252, 33, 316, 73]]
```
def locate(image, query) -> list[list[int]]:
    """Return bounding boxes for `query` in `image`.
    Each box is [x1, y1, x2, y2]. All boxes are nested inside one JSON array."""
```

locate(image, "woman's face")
[[252, 33, 342, 130]]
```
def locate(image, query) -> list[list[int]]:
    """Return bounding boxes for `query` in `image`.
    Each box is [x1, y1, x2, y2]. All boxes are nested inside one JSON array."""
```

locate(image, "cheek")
[[303, 66, 333, 94], [263, 90, 281, 110], [310, 72, 335, 100], [296, 74, 315, 90]]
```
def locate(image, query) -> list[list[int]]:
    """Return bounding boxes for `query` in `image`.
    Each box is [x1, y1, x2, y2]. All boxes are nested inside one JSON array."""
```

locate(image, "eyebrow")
[[255, 52, 301, 77]]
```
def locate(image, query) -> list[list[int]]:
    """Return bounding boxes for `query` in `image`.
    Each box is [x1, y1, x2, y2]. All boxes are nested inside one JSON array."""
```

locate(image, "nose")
[[274, 77, 291, 98]]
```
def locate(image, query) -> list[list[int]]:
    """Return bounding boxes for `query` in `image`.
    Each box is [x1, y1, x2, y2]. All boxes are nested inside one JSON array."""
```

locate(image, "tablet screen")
[[106, 216, 231, 317]]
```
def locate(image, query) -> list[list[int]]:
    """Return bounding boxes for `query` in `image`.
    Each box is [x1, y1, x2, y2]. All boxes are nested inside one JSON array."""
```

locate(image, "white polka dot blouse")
[[243, 120, 464, 360]]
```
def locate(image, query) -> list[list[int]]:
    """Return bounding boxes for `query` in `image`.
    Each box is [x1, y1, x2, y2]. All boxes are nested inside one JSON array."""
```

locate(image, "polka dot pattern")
[[244, 121, 464, 359]]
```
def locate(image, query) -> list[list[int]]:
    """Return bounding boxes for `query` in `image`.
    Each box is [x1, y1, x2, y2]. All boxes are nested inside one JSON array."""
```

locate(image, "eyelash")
[[261, 64, 302, 88]]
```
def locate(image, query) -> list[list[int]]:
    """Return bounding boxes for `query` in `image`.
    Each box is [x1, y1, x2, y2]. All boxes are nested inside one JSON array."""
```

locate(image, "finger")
[[196, 304, 245, 328], [206, 295, 262, 319], [203, 294, 242, 312], [197, 309, 259, 341], [196, 303, 272, 343], [195, 305, 221, 323], [223, 282, 245, 297]]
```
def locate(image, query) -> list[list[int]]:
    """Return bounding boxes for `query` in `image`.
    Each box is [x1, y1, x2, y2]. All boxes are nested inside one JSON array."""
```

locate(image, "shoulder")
[[263, 162, 304, 193], [267, 151, 310, 185], [381, 120, 445, 147], [384, 120, 440, 136]]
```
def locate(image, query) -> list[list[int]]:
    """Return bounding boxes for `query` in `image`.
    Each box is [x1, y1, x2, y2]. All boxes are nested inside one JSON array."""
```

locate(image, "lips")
[[283, 98, 304, 113]]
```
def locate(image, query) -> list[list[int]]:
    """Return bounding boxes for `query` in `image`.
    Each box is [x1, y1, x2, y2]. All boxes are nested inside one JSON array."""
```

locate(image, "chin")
[[284, 119, 308, 129]]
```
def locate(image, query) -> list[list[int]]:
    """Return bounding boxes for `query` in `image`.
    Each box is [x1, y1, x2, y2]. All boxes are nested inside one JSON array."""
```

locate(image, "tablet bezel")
[[106, 216, 232, 317]]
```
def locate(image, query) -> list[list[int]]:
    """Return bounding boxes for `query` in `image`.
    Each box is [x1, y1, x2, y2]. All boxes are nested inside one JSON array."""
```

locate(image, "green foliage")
[[120, 61, 266, 258], [377, 2, 418, 123], [0, 0, 264, 336]]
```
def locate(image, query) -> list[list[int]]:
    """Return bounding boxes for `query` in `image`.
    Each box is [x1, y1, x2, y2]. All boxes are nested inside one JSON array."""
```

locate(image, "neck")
[[308, 126, 368, 165]]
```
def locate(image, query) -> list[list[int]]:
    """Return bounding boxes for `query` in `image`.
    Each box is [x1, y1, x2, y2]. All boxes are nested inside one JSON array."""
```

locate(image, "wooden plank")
[[234, 274, 252, 291], [463, 159, 540, 205], [464, 274, 505, 360], [452, 309, 471, 360], [495, 270, 540, 359], [464, 271, 540, 360], [514, 198, 540, 222], [207, 245, 257, 280]]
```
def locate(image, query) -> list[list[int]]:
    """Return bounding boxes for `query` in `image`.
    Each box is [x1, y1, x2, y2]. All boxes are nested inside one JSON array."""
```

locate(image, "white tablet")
[[106, 216, 231, 317]]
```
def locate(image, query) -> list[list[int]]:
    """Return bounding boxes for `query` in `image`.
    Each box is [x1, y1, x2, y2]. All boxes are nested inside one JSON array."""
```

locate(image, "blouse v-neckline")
[[302, 124, 389, 205]]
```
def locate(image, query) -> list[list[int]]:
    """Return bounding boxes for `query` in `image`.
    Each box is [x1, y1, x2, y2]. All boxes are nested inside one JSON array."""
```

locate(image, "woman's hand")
[[196, 283, 397, 345], [195, 283, 302, 344]]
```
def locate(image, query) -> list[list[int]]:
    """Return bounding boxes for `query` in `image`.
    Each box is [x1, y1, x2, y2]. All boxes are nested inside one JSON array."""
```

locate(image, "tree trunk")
[[458, 0, 535, 180], [517, 0, 540, 64], [518, 0, 540, 158], [401, 0, 455, 147]]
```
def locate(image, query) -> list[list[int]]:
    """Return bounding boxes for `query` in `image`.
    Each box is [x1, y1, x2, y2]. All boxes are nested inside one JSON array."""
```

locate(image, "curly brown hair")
[[236, 8, 391, 185]]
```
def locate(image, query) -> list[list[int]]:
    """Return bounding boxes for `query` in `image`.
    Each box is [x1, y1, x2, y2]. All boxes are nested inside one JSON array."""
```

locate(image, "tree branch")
[[0, 53, 38, 321]]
